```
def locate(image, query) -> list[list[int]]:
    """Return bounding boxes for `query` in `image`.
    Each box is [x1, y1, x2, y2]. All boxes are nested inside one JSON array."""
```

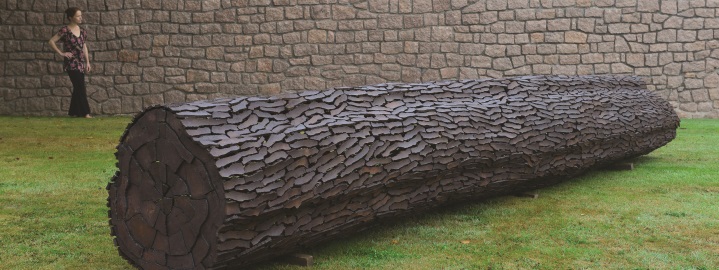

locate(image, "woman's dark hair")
[[65, 7, 81, 21]]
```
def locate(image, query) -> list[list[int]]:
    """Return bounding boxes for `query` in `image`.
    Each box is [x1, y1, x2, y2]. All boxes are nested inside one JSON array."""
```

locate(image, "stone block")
[[662, 1, 678, 13], [479, 12, 498, 24], [102, 99, 122, 114], [684, 41, 704, 51], [446, 53, 464, 66], [141, 0, 162, 9], [304, 77, 326, 90], [378, 15, 402, 29], [530, 33, 544, 42], [369, 0, 391, 13], [200, 0, 220, 11], [505, 21, 524, 33], [525, 20, 547, 32], [598, 42, 615, 53], [581, 53, 603, 64], [682, 61, 705, 72], [16, 78, 41, 89], [451, 0, 469, 8], [121, 96, 143, 114], [485, 45, 505, 57], [439, 67, 458, 79], [268, 59, 288, 73], [626, 53, 644, 67], [531, 64, 550, 74], [310, 6, 331, 20], [385, 30, 400, 42], [691, 89, 710, 102], [565, 31, 587, 43], [445, 10, 462, 25], [142, 67, 164, 82], [492, 58, 512, 70], [515, 9, 535, 20], [663, 16, 682, 29], [506, 45, 521, 56], [490, 22, 505, 33], [611, 63, 634, 74], [421, 69, 440, 81], [487, 0, 508, 10], [664, 62, 682, 75], [507, 0, 528, 9], [259, 83, 282, 96], [677, 30, 697, 42], [577, 18, 596, 33], [211, 35, 234, 46], [381, 42, 403, 54], [252, 59, 270, 72], [685, 78, 704, 89], [537, 44, 556, 54], [684, 18, 704, 30], [608, 23, 630, 34], [696, 102, 713, 113], [603, 8, 621, 23], [656, 29, 677, 42], [333, 5, 356, 20], [187, 70, 210, 83], [193, 60, 218, 71], [560, 55, 581, 65], [544, 55, 559, 65], [431, 26, 453, 41], [401, 67, 422, 82], [403, 42, 418, 53], [433, 0, 451, 12], [319, 44, 346, 55], [195, 82, 219, 93], [121, 64, 142, 76], [704, 73, 719, 88], [547, 19, 570, 31], [285, 6, 303, 19], [170, 11, 192, 24], [215, 9, 236, 22], [459, 44, 483, 55], [515, 34, 529, 44], [707, 18, 719, 29], [679, 101, 698, 113], [95, 26, 117, 41], [708, 86, 719, 99], [552, 65, 576, 75], [303, 29, 327, 44], [401, 15, 423, 28], [141, 94, 164, 108], [102, 11, 120, 25], [430, 54, 447, 68]]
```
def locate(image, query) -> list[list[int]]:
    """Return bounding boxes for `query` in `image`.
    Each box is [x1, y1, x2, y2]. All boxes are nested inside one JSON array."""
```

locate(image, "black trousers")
[[67, 69, 91, 117]]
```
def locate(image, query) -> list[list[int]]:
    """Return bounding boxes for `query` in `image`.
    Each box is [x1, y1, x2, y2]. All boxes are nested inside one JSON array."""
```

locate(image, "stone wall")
[[1, 0, 718, 118]]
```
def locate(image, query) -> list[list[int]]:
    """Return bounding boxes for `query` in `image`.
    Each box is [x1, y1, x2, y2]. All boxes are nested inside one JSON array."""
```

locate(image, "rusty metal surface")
[[107, 75, 679, 269]]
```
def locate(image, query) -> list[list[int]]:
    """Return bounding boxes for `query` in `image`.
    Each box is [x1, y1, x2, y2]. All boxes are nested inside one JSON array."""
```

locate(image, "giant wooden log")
[[107, 75, 679, 269]]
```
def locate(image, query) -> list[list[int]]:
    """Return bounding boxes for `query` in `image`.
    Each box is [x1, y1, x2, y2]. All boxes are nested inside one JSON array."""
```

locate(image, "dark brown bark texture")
[[107, 75, 679, 269]]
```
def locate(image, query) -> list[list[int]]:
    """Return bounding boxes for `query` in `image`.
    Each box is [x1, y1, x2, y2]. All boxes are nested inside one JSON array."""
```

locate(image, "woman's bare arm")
[[83, 41, 91, 73]]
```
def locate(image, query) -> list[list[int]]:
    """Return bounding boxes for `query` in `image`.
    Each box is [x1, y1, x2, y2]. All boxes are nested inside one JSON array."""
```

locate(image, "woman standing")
[[48, 7, 92, 118]]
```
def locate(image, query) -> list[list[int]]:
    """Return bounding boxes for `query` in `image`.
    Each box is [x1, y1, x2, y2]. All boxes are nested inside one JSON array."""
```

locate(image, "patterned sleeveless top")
[[56, 25, 87, 73]]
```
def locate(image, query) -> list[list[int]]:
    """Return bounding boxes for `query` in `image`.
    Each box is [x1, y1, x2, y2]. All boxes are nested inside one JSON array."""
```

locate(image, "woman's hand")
[[86, 63, 92, 73], [62, 52, 73, 58]]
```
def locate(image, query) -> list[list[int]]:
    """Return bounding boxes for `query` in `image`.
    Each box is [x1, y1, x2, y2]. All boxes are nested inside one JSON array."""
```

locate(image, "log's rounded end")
[[108, 108, 225, 269]]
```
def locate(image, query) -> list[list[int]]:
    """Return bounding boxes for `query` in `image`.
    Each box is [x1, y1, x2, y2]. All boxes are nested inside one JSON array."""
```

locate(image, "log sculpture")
[[107, 75, 679, 269]]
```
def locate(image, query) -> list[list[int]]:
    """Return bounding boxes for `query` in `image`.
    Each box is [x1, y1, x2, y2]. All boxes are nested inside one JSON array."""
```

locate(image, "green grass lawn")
[[0, 117, 717, 269]]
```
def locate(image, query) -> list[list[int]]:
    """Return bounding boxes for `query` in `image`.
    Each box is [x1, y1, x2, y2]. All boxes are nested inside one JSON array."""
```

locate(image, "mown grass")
[[0, 117, 717, 270]]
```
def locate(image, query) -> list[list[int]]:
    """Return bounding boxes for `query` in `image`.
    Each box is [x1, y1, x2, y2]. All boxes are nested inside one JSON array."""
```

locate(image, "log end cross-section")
[[108, 109, 226, 269]]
